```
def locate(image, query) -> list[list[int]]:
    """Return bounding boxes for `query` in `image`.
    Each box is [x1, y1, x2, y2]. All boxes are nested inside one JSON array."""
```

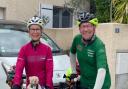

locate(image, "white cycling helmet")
[[27, 16, 44, 28]]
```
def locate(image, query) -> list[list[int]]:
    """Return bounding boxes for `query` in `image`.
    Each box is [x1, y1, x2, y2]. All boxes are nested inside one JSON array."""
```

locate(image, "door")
[[116, 52, 128, 89]]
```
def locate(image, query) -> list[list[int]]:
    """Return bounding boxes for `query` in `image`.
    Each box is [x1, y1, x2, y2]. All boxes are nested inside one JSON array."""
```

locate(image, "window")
[[0, 8, 5, 19], [53, 6, 73, 28]]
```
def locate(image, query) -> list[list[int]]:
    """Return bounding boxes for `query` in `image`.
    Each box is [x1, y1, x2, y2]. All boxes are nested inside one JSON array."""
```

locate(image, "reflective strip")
[[18, 58, 24, 60], [47, 58, 53, 60], [41, 58, 46, 60]]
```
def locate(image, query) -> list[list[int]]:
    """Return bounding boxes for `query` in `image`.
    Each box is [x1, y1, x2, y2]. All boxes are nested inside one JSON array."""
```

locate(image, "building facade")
[[0, 0, 90, 28]]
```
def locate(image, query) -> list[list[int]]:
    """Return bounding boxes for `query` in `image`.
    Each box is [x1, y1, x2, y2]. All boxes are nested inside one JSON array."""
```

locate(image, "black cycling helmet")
[[77, 11, 98, 27]]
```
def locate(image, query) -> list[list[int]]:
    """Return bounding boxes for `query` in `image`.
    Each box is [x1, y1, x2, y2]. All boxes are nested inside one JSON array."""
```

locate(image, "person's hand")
[[76, 75, 80, 81], [12, 84, 21, 89], [29, 76, 39, 85], [6, 79, 13, 88], [70, 74, 78, 80]]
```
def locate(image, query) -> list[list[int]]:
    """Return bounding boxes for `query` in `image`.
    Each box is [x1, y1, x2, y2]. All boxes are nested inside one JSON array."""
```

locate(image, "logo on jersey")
[[87, 49, 94, 57], [77, 45, 83, 51], [28, 55, 46, 62]]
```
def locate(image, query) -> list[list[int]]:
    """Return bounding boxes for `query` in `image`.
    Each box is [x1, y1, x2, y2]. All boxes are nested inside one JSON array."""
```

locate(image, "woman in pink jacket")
[[12, 16, 53, 89]]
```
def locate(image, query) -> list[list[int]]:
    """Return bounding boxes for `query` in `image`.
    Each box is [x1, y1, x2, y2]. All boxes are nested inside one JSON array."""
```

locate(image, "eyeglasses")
[[29, 29, 42, 33]]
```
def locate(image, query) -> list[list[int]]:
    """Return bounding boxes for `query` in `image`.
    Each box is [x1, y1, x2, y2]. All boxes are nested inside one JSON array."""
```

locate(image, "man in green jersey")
[[70, 12, 111, 89]]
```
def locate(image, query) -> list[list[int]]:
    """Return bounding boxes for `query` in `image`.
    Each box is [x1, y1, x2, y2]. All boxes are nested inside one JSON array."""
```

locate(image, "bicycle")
[[27, 76, 44, 89], [1, 62, 41, 89], [58, 74, 80, 89], [1, 62, 26, 89]]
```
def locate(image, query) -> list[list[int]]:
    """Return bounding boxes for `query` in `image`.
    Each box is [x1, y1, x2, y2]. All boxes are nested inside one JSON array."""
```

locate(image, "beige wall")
[[14, 0, 39, 21], [39, 0, 70, 6], [0, 0, 67, 21], [0, 0, 90, 22], [44, 23, 128, 89], [44, 28, 76, 50], [0, 0, 71, 21], [0, 0, 36, 20], [0, 0, 17, 20]]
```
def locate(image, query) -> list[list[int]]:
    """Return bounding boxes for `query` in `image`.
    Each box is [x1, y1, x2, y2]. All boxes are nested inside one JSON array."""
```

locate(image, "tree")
[[66, 0, 111, 23], [64, 0, 92, 24], [113, 0, 128, 23], [65, 0, 90, 12], [95, 0, 111, 23]]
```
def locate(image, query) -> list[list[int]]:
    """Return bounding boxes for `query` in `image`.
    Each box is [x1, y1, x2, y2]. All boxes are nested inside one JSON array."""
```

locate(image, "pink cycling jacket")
[[13, 41, 53, 89]]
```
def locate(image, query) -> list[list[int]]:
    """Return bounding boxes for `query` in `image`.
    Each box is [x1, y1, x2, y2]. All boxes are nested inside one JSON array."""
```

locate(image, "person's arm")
[[45, 47, 53, 89], [70, 36, 77, 74], [13, 47, 26, 86], [95, 44, 108, 89], [70, 52, 76, 74], [93, 68, 106, 89]]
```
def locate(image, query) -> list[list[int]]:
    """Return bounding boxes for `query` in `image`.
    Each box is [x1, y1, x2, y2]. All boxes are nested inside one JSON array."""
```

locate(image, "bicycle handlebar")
[[63, 74, 78, 81]]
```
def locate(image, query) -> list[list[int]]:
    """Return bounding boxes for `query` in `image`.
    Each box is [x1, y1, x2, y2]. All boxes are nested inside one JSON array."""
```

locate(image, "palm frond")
[[113, 0, 128, 23]]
